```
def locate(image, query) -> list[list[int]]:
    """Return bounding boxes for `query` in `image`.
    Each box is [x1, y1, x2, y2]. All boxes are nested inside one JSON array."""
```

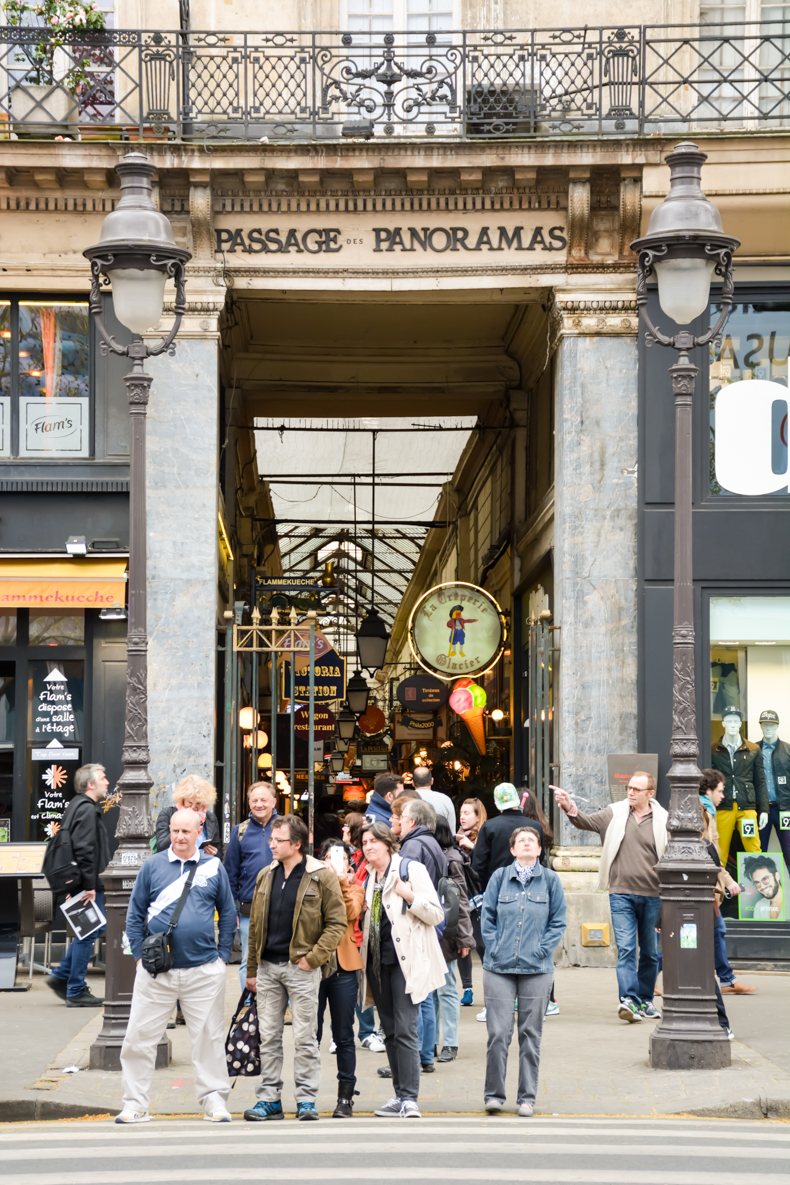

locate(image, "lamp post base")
[[90, 1035, 171, 1072], [650, 1028, 731, 1070]]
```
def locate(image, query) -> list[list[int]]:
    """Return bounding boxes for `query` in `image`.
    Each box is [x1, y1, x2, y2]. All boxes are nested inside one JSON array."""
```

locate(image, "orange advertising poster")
[[0, 560, 127, 609]]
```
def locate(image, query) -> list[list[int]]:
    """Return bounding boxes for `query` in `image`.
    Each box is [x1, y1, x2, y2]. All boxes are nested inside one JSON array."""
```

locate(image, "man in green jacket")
[[243, 814, 346, 1123]]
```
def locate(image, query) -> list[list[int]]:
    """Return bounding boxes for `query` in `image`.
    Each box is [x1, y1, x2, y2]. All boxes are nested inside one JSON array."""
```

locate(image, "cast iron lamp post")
[[85, 152, 191, 1070], [631, 142, 738, 1070]]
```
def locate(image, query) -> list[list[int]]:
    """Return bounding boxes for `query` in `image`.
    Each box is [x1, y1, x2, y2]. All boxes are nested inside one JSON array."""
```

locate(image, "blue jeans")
[[436, 961, 459, 1048], [609, 892, 661, 1007], [416, 993, 437, 1066], [317, 968, 358, 1090], [52, 890, 106, 999], [357, 1004, 375, 1041], [713, 913, 735, 985], [238, 915, 250, 990]]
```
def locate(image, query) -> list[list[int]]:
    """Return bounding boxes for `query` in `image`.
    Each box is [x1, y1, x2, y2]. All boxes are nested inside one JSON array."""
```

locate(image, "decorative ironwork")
[[1, 21, 787, 141]]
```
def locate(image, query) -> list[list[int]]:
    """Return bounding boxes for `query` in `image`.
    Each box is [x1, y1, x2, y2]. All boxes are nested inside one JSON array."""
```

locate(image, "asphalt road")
[[2, 1115, 789, 1185]]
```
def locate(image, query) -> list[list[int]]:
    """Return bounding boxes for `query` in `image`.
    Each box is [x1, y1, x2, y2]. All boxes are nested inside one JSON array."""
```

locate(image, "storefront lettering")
[[215, 224, 567, 255]]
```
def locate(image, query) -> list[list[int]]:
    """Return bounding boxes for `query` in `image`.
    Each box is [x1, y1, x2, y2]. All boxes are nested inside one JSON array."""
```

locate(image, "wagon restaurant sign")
[[214, 214, 567, 268]]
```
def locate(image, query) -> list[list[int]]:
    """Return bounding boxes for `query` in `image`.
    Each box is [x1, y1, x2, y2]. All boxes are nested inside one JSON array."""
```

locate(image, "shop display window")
[[709, 595, 790, 745], [0, 297, 91, 459], [28, 612, 85, 647], [0, 613, 16, 646], [708, 298, 790, 496]]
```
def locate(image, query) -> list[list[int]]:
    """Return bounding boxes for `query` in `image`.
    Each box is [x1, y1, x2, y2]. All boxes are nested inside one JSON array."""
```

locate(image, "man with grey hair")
[[412, 766, 456, 832], [117, 806, 236, 1124], [46, 763, 110, 1007], [398, 797, 448, 1074]]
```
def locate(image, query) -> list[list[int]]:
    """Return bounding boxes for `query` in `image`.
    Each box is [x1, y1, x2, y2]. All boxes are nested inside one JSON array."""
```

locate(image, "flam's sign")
[[214, 223, 567, 256]]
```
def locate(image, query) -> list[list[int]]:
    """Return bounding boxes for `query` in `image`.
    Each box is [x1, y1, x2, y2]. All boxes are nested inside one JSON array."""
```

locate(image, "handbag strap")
[[166, 862, 197, 934]]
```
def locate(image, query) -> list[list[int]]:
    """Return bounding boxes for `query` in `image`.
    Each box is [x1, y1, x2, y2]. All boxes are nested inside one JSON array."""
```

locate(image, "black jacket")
[[711, 739, 768, 815], [439, 844, 475, 960], [399, 825, 447, 890], [760, 737, 790, 811], [62, 792, 110, 894], [155, 805, 222, 855], [472, 809, 539, 890]]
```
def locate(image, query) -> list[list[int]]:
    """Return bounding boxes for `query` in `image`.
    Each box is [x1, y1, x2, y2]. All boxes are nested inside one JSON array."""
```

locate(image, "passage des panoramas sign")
[[409, 582, 505, 681]]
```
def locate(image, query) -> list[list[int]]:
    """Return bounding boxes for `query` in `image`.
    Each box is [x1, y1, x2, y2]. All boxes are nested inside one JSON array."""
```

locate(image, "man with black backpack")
[[45, 763, 110, 1007]]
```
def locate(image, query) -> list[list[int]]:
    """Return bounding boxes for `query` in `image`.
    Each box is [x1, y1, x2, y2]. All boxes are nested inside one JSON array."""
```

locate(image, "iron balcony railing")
[[1, 22, 789, 143]]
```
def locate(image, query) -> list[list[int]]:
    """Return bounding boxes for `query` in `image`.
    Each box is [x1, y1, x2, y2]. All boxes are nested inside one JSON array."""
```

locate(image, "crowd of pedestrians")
[[49, 762, 768, 1122]]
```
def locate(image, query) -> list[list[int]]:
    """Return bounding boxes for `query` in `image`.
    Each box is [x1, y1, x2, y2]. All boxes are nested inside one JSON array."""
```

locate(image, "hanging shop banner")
[[408, 581, 505, 681], [396, 673, 449, 712], [292, 705, 336, 739], [283, 647, 347, 703]]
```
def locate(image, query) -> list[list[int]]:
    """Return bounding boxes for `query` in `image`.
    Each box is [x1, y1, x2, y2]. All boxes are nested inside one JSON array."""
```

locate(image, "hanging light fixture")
[[337, 704, 357, 742], [334, 735, 350, 754], [238, 706, 258, 731], [346, 669, 370, 715], [330, 750, 345, 774], [355, 430, 390, 671]]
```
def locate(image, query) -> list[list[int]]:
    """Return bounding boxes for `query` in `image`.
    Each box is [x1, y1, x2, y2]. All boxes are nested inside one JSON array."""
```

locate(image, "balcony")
[[1, 22, 788, 144]]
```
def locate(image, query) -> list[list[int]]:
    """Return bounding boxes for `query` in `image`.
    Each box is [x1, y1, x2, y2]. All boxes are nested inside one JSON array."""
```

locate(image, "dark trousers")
[[368, 961, 420, 1101], [317, 968, 358, 1091], [458, 911, 485, 989]]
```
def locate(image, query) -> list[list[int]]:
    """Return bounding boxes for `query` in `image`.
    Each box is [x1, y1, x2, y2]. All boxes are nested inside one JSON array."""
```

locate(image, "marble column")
[[551, 293, 640, 965], [145, 299, 223, 810]]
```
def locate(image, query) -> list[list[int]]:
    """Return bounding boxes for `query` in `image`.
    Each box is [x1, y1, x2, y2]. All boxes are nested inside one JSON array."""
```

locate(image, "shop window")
[[28, 612, 85, 647], [0, 662, 13, 841], [709, 595, 790, 745], [0, 297, 91, 460], [708, 298, 790, 496], [0, 612, 16, 646]]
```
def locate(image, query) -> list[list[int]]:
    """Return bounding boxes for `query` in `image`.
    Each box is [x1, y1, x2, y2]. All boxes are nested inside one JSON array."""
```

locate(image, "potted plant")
[[5, 0, 106, 128]]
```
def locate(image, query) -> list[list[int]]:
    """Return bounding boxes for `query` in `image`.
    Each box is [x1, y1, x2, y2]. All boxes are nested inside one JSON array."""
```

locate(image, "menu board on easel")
[[29, 666, 83, 840]]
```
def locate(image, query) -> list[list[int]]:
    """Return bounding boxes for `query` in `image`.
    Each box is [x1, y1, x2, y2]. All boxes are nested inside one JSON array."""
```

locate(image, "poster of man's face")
[[737, 852, 788, 922]]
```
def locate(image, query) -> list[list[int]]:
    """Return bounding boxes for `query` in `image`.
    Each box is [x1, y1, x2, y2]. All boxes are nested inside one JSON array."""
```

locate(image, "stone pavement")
[[3, 964, 789, 1122]]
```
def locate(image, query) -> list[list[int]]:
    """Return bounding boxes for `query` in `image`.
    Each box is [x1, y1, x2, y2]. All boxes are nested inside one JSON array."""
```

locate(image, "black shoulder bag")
[[141, 863, 197, 977]]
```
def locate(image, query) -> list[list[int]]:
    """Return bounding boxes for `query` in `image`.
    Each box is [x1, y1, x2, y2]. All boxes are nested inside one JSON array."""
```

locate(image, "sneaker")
[[296, 1101, 319, 1121], [545, 1001, 560, 1017], [361, 1033, 386, 1053], [115, 1110, 151, 1125], [460, 988, 474, 1007], [329, 1040, 337, 1054], [204, 1106, 232, 1123], [66, 989, 104, 1008], [476, 1008, 487, 1023], [724, 1027, 735, 1041], [243, 1099, 284, 1122], [45, 974, 68, 1000], [400, 1099, 421, 1119], [484, 1097, 504, 1114], [375, 1097, 404, 1117], [640, 1001, 661, 1020], [618, 998, 644, 1023], [377, 1065, 393, 1078], [517, 1102, 534, 1117], [436, 1046, 457, 1063]]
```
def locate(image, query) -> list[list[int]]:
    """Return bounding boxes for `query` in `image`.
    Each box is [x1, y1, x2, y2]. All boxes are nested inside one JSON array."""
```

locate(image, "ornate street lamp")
[[355, 607, 389, 672], [346, 669, 370, 716], [337, 704, 357, 742], [85, 152, 191, 1070], [632, 142, 738, 1071]]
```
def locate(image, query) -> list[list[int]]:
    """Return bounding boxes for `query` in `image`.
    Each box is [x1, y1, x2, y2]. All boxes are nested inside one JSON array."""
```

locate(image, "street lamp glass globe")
[[108, 268, 167, 335], [653, 256, 716, 326]]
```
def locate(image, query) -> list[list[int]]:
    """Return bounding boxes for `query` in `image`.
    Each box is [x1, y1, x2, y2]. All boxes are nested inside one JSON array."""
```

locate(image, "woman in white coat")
[[359, 821, 447, 1119]]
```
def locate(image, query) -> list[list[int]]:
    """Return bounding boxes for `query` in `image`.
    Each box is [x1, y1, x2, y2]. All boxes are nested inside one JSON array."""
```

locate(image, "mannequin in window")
[[711, 707, 768, 867], [756, 709, 790, 875]]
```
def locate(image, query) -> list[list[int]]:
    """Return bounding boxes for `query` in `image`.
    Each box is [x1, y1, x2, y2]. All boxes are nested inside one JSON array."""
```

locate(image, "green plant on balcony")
[[5, 0, 106, 94]]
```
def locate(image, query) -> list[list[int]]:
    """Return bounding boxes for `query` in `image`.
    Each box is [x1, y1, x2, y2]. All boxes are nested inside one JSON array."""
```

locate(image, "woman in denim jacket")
[[480, 825, 566, 1117]]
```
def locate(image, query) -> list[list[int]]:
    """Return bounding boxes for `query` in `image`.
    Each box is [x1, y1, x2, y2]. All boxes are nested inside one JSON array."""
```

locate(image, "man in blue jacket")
[[224, 781, 278, 987], [117, 807, 236, 1125], [365, 772, 403, 826]]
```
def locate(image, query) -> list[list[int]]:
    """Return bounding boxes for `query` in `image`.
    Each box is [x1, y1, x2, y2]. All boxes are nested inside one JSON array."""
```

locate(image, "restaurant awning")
[[0, 559, 127, 609]]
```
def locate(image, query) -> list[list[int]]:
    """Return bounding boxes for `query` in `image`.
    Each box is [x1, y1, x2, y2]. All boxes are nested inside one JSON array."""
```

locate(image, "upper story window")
[[0, 298, 91, 460]]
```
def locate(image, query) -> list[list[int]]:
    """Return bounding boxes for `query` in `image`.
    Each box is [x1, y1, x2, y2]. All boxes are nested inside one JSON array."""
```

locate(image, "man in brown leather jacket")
[[243, 814, 346, 1123]]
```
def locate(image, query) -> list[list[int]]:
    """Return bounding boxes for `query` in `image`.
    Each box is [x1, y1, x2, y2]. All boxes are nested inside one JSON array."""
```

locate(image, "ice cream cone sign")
[[449, 680, 487, 755]]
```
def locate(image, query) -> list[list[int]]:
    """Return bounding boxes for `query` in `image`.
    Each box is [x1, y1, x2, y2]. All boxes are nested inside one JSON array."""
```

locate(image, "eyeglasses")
[[626, 784, 649, 792]]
